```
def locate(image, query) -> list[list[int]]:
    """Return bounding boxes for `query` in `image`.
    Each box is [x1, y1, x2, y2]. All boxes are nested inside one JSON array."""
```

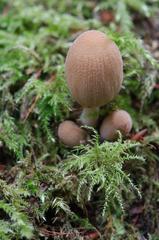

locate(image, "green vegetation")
[[61, 132, 143, 216], [0, 0, 158, 239]]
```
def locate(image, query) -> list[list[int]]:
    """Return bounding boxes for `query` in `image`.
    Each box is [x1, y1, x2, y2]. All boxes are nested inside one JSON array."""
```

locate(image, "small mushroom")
[[57, 120, 88, 147], [65, 30, 123, 126], [100, 110, 132, 141]]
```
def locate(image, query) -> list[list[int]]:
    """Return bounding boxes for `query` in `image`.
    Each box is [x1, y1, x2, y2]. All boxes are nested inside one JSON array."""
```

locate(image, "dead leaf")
[[131, 129, 148, 141]]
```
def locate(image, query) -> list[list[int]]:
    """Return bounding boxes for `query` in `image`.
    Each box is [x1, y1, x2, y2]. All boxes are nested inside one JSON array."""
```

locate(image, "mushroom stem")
[[80, 107, 99, 127]]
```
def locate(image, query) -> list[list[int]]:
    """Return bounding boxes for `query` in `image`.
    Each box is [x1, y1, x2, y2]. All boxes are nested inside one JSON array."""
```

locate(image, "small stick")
[[23, 95, 40, 122], [131, 129, 148, 141]]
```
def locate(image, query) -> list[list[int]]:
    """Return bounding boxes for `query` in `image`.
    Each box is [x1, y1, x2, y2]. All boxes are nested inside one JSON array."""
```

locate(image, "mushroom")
[[99, 110, 132, 141], [57, 120, 88, 147], [65, 30, 123, 126]]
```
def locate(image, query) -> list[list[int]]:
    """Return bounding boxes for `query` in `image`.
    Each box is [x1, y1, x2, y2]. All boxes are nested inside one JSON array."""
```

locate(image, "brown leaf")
[[131, 129, 148, 141]]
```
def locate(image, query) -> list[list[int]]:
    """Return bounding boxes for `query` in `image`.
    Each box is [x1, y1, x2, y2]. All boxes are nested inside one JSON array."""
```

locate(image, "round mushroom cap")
[[57, 120, 88, 147], [100, 110, 132, 141], [65, 30, 123, 108]]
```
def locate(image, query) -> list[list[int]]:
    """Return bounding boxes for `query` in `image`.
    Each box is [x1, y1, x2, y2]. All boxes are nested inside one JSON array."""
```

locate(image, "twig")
[[131, 129, 148, 141], [22, 95, 40, 122], [39, 227, 100, 239]]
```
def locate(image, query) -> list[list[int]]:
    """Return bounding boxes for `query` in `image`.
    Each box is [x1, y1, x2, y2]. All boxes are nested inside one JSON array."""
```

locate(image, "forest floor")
[[0, 0, 159, 239]]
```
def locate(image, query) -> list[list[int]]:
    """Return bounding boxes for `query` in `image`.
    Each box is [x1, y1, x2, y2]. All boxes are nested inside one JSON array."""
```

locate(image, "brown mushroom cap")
[[65, 30, 123, 108], [100, 110, 132, 141], [57, 120, 88, 147]]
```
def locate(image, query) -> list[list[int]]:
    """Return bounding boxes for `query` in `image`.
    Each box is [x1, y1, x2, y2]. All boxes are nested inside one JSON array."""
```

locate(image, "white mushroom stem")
[[80, 107, 99, 127]]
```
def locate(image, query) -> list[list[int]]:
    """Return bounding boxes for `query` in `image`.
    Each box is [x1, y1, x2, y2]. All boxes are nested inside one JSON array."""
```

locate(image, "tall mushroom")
[[65, 30, 123, 126]]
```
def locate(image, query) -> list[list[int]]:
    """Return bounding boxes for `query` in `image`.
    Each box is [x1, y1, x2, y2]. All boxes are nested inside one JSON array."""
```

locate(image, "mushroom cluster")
[[57, 30, 132, 147]]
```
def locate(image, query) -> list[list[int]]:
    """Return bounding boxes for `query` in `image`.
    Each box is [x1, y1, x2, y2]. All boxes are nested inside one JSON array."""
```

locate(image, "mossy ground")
[[0, 0, 159, 239]]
